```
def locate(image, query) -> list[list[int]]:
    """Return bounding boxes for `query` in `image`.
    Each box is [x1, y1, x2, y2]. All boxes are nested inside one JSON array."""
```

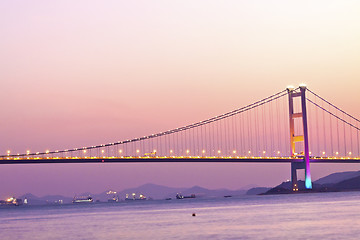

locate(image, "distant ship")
[[106, 190, 119, 202], [125, 193, 147, 201], [176, 193, 196, 199], [0, 197, 23, 206], [107, 196, 119, 202], [72, 196, 93, 203]]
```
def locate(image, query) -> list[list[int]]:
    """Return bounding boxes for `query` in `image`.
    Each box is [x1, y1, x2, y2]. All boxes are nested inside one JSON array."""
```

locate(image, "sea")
[[1, 191, 360, 240]]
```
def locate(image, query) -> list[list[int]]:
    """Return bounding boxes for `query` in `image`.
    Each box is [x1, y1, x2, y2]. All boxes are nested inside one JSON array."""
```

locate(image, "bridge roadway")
[[1, 157, 360, 164]]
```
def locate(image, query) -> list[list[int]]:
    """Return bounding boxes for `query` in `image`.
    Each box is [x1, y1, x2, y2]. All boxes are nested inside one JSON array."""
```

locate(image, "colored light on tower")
[[305, 177, 312, 189]]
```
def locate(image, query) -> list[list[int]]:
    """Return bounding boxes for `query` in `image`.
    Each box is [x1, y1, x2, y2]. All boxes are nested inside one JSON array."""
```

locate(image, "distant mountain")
[[15, 183, 248, 204], [240, 184, 259, 190], [246, 187, 271, 195], [333, 175, 360, 190], [262, 170, 360, 195], [263, 180, 323, 194], [19, 193, 46, 205], [41, 195, 73, 203], [19, 193, 72, 205], [314, 171, 360, 185], [90, 191, 116, 202], [116, 184, 246, 200], [20, 193, 39, 199], [177, 185, 246, 198], [117, 183, 185, 200]]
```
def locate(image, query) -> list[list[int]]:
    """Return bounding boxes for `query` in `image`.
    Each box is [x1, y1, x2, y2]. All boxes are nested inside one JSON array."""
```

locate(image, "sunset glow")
[[1, 0, 360, 198]]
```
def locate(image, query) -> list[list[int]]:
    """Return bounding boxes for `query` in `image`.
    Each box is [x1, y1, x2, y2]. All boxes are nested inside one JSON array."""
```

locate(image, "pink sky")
[[1, 1, 360, 198]]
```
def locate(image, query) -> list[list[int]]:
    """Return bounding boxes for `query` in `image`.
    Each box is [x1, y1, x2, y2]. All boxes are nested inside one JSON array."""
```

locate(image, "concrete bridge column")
[[287, 85, 312, 190]]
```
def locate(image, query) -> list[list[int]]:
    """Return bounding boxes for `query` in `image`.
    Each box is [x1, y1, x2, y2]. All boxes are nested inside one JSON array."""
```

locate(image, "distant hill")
[[240, 184, 259, 190], [246, 187, 271, 195], [18, 170, 360, 203], [177, 185, 246, 198], [16, 184, 248, 204], [333, 175, 360, 190], [116, 184, 246, 200], [263, 180, 323, 194], [314, 171, 360, 185], [19, 193, 73, 205], [263, 169, 360, 195], [116, 183, 185, 200]]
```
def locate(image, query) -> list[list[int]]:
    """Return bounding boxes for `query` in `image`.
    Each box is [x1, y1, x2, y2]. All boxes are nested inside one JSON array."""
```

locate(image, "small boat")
[[176, 193, 184, 199], [72, 196, 93, 203], [107, 196, 119, 202], [183, 194, 196, 199], [107, 190, 119, 202], [176, 193, 196, 199], [224, 195, 232, 198]]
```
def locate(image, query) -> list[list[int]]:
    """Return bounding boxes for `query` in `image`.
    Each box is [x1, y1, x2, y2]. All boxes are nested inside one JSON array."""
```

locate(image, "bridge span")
[[1, 157, 360, 164], [2, 85, 360, 191]]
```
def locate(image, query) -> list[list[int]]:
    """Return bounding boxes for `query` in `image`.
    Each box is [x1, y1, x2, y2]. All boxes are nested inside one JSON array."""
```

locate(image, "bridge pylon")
[[287, 85, 312, 190]]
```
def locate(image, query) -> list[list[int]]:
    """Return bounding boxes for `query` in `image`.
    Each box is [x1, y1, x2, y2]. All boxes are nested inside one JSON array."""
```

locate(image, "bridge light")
[[349, 152, 352, 155], [102, 150, 105, 153], [83, 150, 87, 153], [286, 85, 295, 90], [217, 150, 221, 154], [7, 150, 10, 155], [26, 150, 30, 155], [119, 150, 123, 153], [233, 150, 236, 154], [46, 150, 50, 154], [202, 150, 205, 154], [186, 150, 190, 154], [263, 151, 266, 154], [170, 150, 173, 153], [277, 151, 280, 154], [248, 151, 251, 154], [322, 151, 325, 155], [136, 149, 140, 153], [299, 83, 307, 88], [153, 149, 157, 153], [336, 151, 339, 155]]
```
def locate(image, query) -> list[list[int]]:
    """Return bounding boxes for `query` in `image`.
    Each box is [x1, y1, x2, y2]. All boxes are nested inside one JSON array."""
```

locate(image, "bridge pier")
[[291, 162, 305, 191], [288, 85, 312, 190]]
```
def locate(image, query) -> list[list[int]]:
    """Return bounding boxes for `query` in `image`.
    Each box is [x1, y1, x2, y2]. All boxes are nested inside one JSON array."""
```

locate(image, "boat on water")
[[125, 193, 147, 201], [0, 197, 23, 206], [107, 190, 119, 202], [72, 196, 93, 203], [176, 193, 196, 199], [108, 196, 119, 202]]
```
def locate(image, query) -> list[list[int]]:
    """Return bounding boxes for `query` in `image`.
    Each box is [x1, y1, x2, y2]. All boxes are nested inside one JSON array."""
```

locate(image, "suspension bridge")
[[1, 85, 360, 191]]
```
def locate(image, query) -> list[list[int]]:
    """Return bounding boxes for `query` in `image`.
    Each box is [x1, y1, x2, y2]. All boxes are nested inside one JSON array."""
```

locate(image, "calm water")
[[1, 192, 360, 240]]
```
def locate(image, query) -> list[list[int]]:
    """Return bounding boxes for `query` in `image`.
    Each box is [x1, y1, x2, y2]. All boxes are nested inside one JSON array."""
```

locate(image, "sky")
[[1, 0, 360, 198]]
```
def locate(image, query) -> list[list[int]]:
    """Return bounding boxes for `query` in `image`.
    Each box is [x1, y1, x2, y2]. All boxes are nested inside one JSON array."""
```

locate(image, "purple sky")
[[1, 1, 360, 198]]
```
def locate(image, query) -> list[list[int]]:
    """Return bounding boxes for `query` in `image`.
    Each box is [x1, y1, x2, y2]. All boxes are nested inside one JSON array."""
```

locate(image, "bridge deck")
[[1, 157, 360, 164]]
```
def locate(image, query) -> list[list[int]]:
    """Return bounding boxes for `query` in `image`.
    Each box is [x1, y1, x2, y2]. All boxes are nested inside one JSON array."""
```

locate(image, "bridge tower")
[[287, 85, 312, 190]]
